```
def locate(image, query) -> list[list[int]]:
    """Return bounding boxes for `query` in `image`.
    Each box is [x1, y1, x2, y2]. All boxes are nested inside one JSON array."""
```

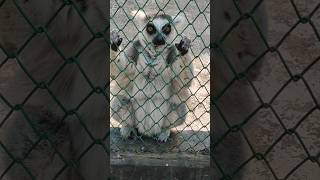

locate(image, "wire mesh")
[[0, 0, 318, 179], [213, 0, 320, 179], [0, 0, 108, 179], [109, 0, 210, 154]]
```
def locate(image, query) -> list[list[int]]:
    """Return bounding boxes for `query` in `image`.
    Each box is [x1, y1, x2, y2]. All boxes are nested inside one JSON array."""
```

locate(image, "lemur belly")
[[132, 73, 170, 136]]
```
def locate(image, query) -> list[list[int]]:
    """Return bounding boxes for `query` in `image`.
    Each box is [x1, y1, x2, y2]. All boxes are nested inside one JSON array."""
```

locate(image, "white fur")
[[110, 11, 194, 141]]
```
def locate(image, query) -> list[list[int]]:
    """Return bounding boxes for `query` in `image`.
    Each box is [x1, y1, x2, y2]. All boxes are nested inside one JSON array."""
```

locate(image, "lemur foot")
[[120, 126, 136, 139], [111, 30, 122, 51], [154, 129, 171, 142], [175, 36, 191, 55], [111, 96, 131, 119]]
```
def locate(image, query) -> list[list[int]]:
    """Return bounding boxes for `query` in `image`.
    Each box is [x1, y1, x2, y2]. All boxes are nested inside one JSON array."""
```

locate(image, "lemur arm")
[[110, 31, 135, 94], [110, 44, 135, 81], [170, 37, 194, 103], [163, 37, 194, 129]]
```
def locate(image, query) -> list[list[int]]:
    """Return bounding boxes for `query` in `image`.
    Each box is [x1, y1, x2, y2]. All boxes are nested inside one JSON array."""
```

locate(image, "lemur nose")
[[153, 34, 165, 45]]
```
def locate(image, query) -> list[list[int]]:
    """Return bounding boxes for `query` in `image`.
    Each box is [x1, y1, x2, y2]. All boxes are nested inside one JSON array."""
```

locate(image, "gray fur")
[[169, 103, 187, 127], [124, 40, 178, 65], [110, 12, 194, 142], [166, 45, 178, 65], [126, 40, 143, 64], [110, 95, 133, 125]]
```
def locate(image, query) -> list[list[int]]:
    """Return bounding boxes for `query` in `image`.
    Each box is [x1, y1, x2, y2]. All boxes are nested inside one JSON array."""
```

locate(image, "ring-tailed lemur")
[[110, 10, 194, 142]]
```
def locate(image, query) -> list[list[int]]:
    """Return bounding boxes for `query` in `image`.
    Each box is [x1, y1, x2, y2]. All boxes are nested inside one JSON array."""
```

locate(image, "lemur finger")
[[111, 30, 122, 51], [175, 36, 191, 55], [154, 129, 170, 142]]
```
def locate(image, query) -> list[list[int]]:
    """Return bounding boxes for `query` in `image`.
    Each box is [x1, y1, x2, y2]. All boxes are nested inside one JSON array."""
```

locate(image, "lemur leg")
[[164, 37, 194, 129], [111, 95, 136, 139], [110, 30, 136, 139]]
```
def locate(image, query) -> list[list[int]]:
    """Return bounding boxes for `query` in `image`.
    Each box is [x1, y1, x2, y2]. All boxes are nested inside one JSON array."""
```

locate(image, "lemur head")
[[131, 10, 184, 49]]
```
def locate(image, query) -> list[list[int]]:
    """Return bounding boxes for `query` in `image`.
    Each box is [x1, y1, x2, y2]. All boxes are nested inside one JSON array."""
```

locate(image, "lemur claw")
[[120, 127, 136, 139], [111, 30, 122, 51], [154, 129, 170, 142], [175, 36, 191, 55]]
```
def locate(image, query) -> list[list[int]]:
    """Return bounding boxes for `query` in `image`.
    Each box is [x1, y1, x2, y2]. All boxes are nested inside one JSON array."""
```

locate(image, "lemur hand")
[[111, 30, 123, 51], [175, 36, 191, 55]]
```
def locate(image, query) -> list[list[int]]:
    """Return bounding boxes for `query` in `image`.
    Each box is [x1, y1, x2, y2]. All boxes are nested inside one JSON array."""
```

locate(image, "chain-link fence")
[[109, 0, 210, 157], [1, 0, 319, 179], [0, 0, 108, 179], [214, 0, 320, 179]]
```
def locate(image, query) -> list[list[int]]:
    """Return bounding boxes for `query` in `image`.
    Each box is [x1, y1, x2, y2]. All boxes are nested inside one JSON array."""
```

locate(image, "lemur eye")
[[162, 24, 171, 35], [147, 26, 154, 32], [146, 24, 156, 34]]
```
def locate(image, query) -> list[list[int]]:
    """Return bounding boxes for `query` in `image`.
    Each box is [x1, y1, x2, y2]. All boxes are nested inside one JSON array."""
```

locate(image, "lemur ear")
[[131, 10, 147, 21], [171, 14, 184, 25]]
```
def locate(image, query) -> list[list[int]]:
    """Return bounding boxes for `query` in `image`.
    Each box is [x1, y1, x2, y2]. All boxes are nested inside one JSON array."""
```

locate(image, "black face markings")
[[153, 34, 165, 46], [146, 23, 156, 35], [162, 23, 171, 35]]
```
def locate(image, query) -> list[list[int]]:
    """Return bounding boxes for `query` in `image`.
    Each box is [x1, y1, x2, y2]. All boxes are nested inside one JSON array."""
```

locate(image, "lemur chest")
[[131, 70, 171, 101], [131, 55, 171, 100], [127, 41, 178, 101]]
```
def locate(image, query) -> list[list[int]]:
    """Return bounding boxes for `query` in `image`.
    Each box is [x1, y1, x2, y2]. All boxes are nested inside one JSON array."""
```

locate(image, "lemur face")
[[145, 17, 174, 46], [132, 10, 183, 48]]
